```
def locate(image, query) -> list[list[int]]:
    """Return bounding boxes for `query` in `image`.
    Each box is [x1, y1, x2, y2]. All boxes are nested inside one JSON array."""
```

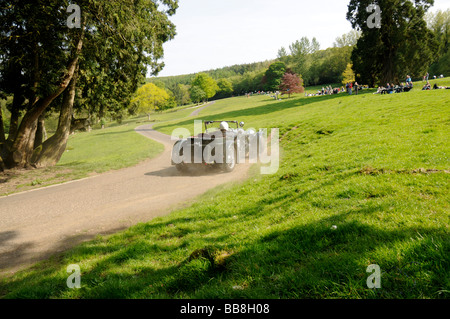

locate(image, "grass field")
[[58, 124, 164, 175], [1, 78, 449, 298]]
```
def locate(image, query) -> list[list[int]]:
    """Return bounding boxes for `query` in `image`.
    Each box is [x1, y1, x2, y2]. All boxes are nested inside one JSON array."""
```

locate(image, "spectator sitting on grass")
[[388, 83, 394, 94], [406, 75, 413, 88], [433, 83, 450, 89], [395, 84, 403, 93], [381, 83, 393, 94], [374, 86, 384, 94], [422, 81, 431, 90]]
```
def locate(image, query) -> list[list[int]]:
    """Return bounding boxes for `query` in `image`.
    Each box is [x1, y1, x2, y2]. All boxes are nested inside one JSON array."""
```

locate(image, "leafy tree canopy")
[[279, 73, 304, 98], [347, 0, 438, 86], [263, 61, 286, 91], [425, 9, 450, 76], [0, 0, 178, 168], [131, 83, 171, 118], [215, 78, 234, 98], [342, 63, 356, 85], [189, 86, 206, 105], [191, 73, 218, 100]]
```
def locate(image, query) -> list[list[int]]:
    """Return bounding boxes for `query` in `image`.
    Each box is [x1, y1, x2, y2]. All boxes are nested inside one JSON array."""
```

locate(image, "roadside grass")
[[0, 124, 164, 196], [1, 78, 449, 298], [96, 104, 201, 129], [57, 124, 164, 175]]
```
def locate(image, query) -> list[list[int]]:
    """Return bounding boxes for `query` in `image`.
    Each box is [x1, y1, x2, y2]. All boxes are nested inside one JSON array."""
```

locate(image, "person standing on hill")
[[349, 82, 353, 95]]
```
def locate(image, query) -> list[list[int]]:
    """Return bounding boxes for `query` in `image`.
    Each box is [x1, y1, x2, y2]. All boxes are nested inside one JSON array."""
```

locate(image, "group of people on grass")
[[423, 72, 445, 81], [306, 82, 367, 97], [344, 81, 366, 95], [374, 81, 413, 95], [373, 73, 449, 94], [423, 82, 450, 90], [320, 85, 341, 96], [306, 86, 342, 97], [305, 73, 447, 98]]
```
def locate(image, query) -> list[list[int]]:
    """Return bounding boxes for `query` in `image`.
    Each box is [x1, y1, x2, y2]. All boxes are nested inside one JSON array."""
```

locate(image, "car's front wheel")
[[175, 163, 188, 173], [222, 146, 236, 172]]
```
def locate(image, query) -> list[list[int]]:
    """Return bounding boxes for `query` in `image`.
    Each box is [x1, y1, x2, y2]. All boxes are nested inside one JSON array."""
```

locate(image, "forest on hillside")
[[148, 33, 356, 102]]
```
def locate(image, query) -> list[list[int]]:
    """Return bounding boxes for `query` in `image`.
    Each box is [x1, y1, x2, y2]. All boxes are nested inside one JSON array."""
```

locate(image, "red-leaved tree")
[[279, 73, 304, 98]]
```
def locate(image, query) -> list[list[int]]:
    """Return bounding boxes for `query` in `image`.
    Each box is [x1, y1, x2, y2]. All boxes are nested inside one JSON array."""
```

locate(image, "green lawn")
[[57, 124, 164, 176], [1, 78, 449, 299]]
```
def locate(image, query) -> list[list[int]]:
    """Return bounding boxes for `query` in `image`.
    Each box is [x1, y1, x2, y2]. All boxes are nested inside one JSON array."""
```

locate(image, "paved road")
[[0, 108, 249, 276], [189, 101, 215, 117]]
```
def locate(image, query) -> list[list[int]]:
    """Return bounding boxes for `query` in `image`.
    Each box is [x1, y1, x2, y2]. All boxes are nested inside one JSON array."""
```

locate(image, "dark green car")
[[171, 121, 265, 173]]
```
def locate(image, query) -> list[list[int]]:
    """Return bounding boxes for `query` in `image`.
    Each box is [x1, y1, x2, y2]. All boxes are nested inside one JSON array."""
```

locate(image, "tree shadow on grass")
[[233, 220, 449, 298], [154, 93, 348, 132], [88, 130, 134, 137], [2, 192, 448, 299], [0, 225, 129, 285]]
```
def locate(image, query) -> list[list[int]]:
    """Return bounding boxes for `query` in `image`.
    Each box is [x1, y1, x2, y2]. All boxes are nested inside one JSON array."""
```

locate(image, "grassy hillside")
[[1, 78, 449, 299]]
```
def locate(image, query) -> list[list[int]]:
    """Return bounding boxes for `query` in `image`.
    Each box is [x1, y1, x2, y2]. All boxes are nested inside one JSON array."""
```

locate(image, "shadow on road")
[[0, 226, 129, 277], [0, 231, 17, 244], [145, 165, 226, 177], [0, 231, 35, 272]]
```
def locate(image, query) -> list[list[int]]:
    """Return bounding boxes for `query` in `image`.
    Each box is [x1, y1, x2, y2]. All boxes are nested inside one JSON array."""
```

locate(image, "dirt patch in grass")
[[360, 166, 450, 175], [0, 167, 75, 196]]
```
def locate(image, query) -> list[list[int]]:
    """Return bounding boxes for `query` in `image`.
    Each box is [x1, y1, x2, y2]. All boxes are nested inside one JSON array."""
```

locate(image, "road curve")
[[0, 115, 250, 276], [189, 101, 215, 117]]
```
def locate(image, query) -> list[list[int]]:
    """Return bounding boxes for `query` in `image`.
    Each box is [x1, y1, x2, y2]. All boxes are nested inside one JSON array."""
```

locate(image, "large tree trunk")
[[6, 91, 23, 145], [380, 28, 397, 86], [31, 70, 78, 168], [381, 55, 395, 85], [0, 105, 5, 144], [23, 119, 39, 167], [5, 90, 68, 168], [4, 25, 84, 169], [0, 106, 5, 171], [34, 113, 47, 149], [16, 40, 41, 167]]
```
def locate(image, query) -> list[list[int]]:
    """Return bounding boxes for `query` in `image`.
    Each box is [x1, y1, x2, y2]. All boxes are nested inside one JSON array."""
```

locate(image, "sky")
[[153, 0, 450, 78]]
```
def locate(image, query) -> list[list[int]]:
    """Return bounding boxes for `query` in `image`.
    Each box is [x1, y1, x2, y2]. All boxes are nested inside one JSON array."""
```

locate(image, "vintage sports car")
[[171, 121, 265, 172]]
